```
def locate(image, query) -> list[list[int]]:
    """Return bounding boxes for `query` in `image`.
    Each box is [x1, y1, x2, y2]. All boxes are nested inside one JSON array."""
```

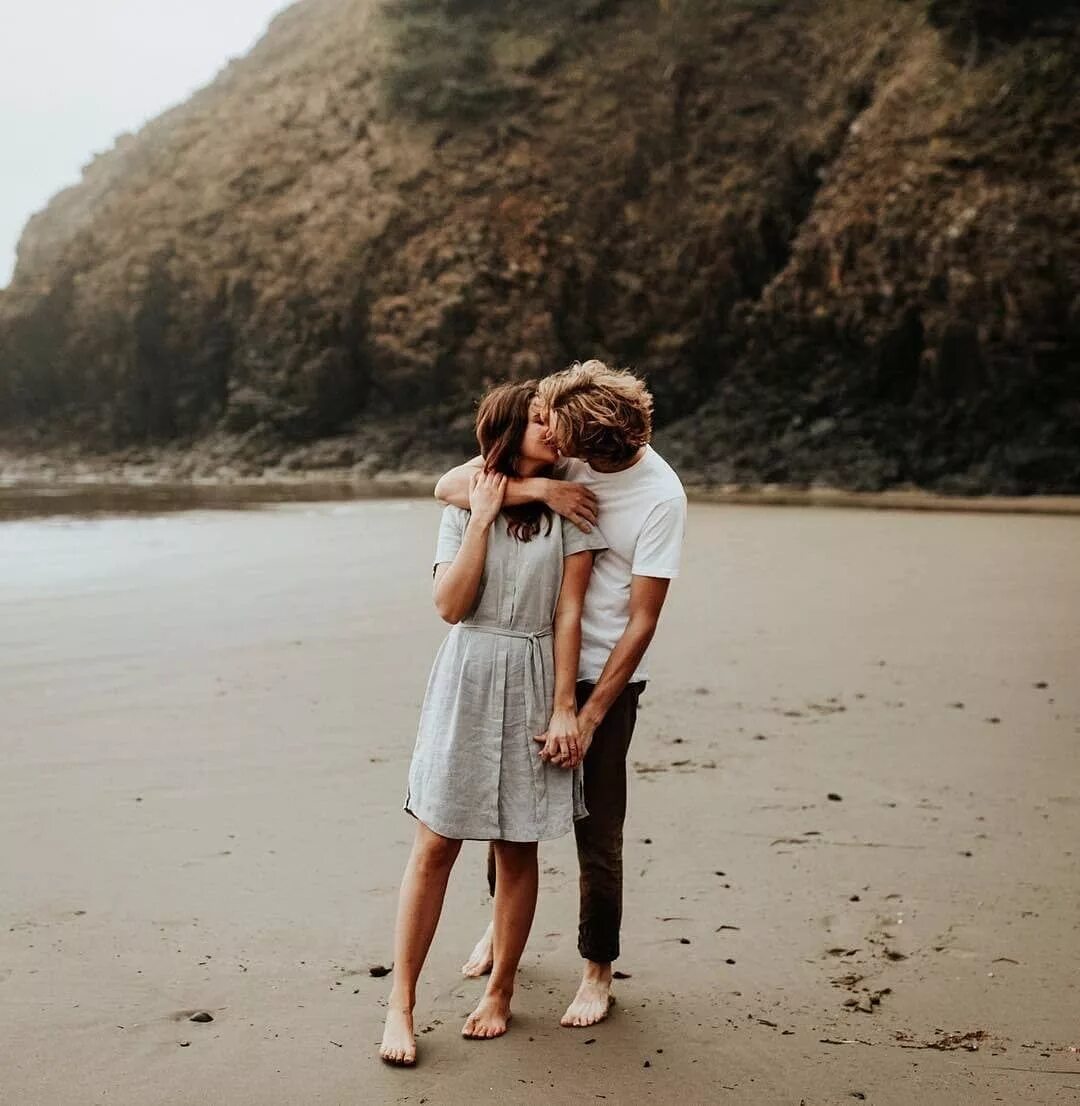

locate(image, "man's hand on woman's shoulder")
[[544, 481, 598, 532]]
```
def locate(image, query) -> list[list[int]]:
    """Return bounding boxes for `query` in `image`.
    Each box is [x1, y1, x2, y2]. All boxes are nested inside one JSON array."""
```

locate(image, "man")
[[433, 359, 687, 1028]]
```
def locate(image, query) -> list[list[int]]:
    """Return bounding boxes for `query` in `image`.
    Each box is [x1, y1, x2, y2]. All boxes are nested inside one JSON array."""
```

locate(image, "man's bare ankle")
[[581, 960, 612, 985]]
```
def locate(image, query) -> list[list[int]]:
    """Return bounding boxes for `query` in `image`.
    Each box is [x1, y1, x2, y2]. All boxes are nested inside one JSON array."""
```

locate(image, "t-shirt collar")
[[581, 445, 651, 479]]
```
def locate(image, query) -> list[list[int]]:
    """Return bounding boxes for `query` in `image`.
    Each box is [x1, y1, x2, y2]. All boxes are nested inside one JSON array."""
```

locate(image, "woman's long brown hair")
[[475, 380, 554, 542]]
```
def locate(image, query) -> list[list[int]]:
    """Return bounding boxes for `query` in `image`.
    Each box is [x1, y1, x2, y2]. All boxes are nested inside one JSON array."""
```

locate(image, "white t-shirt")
[[561, 446, 686, 682]]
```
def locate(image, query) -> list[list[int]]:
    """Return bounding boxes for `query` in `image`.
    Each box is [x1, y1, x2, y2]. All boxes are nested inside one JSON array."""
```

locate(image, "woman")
[[379, 382, 606, 1065]]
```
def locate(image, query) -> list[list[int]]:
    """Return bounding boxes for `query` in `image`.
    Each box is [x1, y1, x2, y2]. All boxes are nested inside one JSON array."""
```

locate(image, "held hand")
[[575, 711, 598, 763], [469, 470, 507, 527], [535, 730, 577, 769], [544, 481, 599, 533], [535, 707, 582, 769]]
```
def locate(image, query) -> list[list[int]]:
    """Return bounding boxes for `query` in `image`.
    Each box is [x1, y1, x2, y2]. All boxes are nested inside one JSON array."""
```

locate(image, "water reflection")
[[0, 480, 429, 522]]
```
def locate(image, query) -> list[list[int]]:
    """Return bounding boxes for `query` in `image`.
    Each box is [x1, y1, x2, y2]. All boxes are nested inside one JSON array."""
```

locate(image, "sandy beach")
[[2, 497, 1079, 1104]]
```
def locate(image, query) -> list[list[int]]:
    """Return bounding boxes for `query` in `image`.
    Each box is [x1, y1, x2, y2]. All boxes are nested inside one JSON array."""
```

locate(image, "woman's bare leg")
[[462, 840, 538, 1039], [380, 822, 463, 1064]]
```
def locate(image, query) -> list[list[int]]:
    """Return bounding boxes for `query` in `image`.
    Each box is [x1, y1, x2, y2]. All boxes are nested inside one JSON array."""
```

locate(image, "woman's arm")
[[534, 550, 595, 768], [432, 472, 506, 623], [435, 457, 599, 532]]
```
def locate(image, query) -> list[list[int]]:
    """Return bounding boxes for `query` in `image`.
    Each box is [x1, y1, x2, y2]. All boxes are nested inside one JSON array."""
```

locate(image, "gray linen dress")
[[405, 505, 607, 841]]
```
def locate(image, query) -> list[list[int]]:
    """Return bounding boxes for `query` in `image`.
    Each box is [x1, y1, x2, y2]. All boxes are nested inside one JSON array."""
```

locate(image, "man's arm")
[[434, 456, 549, 509], [576, 574, 671, 748], [434, 456, 599, 531], [534, 549, 595, 769]]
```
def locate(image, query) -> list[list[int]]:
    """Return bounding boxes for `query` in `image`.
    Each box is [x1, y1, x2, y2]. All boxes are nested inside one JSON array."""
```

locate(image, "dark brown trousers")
[[487, 679, 645, 963]]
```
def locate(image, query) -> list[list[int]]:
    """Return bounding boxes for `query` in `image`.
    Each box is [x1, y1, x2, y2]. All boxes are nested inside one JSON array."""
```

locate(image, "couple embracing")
[[380, 360, 686, 1065]]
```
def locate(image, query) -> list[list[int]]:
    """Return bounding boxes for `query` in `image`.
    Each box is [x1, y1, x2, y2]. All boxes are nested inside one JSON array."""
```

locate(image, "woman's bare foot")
[[462, 988, 512, 1039], [379, 1006, 417, 1065], [560, 962, 614, 1027], [461, 921, 494, 978]]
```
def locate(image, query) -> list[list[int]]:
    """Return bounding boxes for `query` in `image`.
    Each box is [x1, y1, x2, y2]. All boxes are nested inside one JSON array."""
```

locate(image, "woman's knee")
[[414, 825, 461, 869], [493, 840, 538, 873]]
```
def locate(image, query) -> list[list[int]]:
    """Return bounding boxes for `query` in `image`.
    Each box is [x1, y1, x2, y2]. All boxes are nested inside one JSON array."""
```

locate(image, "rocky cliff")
[[1, 0, 1077, 491]]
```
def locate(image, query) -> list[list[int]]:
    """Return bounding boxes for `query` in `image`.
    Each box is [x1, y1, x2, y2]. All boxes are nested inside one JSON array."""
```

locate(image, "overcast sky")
[[0, 0, 294, 287]]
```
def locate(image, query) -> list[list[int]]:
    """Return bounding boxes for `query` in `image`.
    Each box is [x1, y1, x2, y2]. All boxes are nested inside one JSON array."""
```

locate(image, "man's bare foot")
[[462, 989, 512, 1039], [560, 962, 614, 1028], [379, 1006, 417, 1065], [461, 921, 494, 978]]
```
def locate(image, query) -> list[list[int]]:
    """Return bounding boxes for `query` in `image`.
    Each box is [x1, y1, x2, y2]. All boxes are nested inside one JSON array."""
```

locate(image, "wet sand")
[[3, 472, 1080, 525], [2, 499, 1079, 1103]]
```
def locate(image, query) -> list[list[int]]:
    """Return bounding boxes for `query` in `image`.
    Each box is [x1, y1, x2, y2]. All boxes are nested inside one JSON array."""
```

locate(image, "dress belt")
[[459, 623, 553, 643], [455, 622, 553, 825]]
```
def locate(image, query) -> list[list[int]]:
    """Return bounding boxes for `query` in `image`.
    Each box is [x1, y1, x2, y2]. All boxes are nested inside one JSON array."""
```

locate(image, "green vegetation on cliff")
[[0, 0, 1077, 491]]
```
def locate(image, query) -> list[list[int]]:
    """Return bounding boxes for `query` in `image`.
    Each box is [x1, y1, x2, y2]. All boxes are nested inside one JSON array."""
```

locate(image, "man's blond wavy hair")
[[537, 360, 653, 465]]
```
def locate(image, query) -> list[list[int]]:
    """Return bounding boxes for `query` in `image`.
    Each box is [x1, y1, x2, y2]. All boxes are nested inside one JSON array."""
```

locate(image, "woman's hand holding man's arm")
[[432, 471, 506, 623], [434, 457, 599, 532]]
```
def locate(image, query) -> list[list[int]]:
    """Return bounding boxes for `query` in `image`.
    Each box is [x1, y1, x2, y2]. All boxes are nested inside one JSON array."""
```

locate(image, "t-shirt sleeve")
[[434, 505, 469, 568], [561, 515, 608, 558], [632, 495, 687, 579]]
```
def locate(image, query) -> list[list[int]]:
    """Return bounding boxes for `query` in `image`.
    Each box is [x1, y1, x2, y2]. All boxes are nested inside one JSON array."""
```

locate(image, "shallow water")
[[0, 480, 417, 522]]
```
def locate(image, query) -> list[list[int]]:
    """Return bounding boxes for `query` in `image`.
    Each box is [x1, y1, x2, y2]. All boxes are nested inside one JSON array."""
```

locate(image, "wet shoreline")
[[0, 477, 431, 522], [2, 474, 1079, 523]]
